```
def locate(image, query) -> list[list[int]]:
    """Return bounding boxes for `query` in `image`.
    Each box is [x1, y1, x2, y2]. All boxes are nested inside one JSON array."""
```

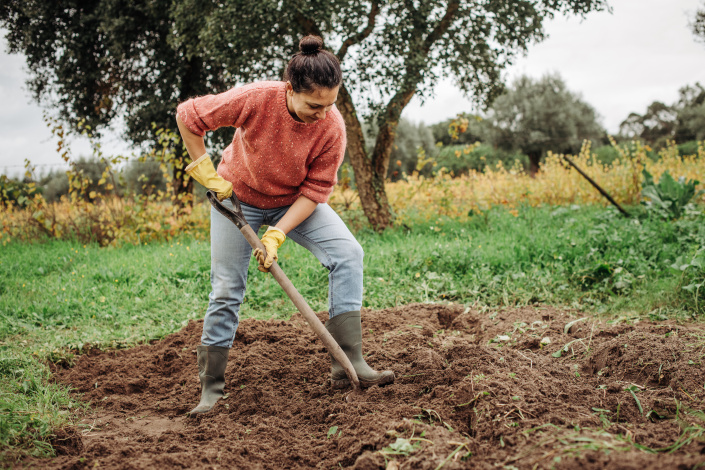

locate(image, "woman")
[[176, 35, 394, 415]]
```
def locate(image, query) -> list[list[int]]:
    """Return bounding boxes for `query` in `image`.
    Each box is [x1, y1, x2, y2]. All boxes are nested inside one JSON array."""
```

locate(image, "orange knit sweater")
[[177, 81, 346, 208]]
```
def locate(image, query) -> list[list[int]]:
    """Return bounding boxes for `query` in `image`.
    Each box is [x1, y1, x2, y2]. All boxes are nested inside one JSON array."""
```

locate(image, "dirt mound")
[[20, 304, 705, 469]]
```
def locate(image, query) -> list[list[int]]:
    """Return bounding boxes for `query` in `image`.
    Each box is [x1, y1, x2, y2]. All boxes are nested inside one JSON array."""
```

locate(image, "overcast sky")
[[1, 0, 704, 177]]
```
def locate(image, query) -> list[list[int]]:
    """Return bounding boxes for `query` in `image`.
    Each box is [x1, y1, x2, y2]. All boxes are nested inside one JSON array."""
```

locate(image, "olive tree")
[[483, 74, 604, 175], [2, 0, 610, 229], [0, 0, 232, 203]]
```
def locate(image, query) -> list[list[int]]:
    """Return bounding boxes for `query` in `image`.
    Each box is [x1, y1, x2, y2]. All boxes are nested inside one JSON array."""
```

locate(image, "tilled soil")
[[20, 304, 705, 469]]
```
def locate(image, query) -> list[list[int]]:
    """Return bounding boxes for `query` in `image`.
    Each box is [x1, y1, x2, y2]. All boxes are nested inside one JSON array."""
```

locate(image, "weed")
[[641, 168, 703, 220], [624, 385, 644, 415], [326, 426, 340, 439]]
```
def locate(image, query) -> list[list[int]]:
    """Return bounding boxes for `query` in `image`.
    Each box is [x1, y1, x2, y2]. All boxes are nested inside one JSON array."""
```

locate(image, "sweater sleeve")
[[300, 133, 346, 204], [176, 86, 255, 137]]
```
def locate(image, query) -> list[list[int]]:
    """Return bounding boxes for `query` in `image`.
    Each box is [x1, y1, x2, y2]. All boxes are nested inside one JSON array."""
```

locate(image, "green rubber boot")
[[325, 311, 395, 389], [189, 345, 229, 415]]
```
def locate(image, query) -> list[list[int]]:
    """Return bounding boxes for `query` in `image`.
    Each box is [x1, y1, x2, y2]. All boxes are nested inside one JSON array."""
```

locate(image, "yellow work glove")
[[253, 227, 286, 272], [184, 153, 233, 201]]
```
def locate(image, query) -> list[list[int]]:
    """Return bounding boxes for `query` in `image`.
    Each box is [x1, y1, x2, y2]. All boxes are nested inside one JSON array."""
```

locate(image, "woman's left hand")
[[254, 227, 287, 272]]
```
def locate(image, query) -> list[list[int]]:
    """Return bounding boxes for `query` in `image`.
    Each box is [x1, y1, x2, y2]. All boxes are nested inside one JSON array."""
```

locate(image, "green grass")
[[0, 203, 704, 461], [0, 354, 81, 460]]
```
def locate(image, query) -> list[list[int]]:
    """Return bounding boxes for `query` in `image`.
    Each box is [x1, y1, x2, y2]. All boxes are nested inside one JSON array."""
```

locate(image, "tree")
[[618, 83, 705, 146], [0, 0, 233, 204], [198, 0, 609, 229], [482, 74, 604, 175], [389, 120, 437, 180], [3, 0, 610, 230], [619, 101, 677, 147], [692, 1, 705, 44], [674, 83, 705, 143], [430, 116, 485, 147]]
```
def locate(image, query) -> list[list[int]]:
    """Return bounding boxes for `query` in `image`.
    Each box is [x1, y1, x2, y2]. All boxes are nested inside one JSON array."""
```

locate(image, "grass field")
[[1, 203, 704, 459]]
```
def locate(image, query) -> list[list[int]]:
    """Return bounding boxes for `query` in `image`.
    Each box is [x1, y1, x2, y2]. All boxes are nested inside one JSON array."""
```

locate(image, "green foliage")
[[430, 116, 485, 147], [670, 247, 705, 315], [677, 140, 701, 157], [31, 155, 169, 203], [69, 156, 122, 200], [674, 83, 705, 143], [0, 0, 230, 149], [122, 156, 168, 196], [641, 169, 703, 219], [364, 118, 438, 180], [619, 102, 677, 148], [38, 171, 70, 203], [0, 175, 37, 208], [435, 143, 528, 175], [592, 145, 622, 166], [482, 74, 604, 171], [0, 353, 81, 461]]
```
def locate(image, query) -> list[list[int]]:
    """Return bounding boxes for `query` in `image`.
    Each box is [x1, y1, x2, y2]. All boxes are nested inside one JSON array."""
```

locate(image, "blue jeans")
[[202, 200, 364, 347]]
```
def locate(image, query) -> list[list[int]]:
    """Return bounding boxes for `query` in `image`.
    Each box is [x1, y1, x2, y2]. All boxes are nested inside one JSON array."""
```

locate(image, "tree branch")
[[336, 1, 380, 61], [371, 0, 460, 177], [422, 0, 459, 54]]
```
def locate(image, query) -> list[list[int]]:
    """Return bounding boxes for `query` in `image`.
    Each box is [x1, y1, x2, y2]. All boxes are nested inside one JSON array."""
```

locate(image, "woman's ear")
[[285, 81, 293, 95]]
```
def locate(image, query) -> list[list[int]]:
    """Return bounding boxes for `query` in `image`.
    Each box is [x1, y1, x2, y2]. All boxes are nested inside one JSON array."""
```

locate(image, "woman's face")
[[286, 82, 339, 123]]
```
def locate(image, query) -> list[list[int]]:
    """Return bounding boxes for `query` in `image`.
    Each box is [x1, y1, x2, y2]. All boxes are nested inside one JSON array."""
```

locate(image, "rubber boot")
[[325, 311, 395, 389], [189, 345, 229, 415]]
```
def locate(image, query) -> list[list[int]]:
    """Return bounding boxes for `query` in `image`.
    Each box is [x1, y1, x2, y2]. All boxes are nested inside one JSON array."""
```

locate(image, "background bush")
[[435, 143, 529, 175]]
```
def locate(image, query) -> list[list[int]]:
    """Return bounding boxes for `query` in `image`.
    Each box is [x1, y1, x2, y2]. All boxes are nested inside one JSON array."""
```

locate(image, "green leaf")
[[564, 317, 587, 334], [381, 438, 422, 457], [683, 283, 703, 293], [628, 388, 643, 415], [641, 169, 701, 219], [327, 426, 338, 439]]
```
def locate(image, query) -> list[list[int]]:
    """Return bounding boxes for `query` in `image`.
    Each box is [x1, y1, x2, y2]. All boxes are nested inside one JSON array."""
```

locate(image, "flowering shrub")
[[3, 137, 703, 246], [370, 140, 705, 226], [0, 123, 206, 246]]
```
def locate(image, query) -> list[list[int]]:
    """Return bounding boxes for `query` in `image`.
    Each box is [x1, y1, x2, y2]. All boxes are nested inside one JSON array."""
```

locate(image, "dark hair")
[[284, 35, 342, 93]]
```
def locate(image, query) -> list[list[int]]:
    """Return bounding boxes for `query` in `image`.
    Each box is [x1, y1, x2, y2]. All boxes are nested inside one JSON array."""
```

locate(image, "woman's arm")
[[176, 114, 207, 161], [275, 195, 317, 233]]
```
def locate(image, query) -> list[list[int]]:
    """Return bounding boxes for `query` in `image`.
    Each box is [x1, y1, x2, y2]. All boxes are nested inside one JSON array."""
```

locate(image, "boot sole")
[[331, 372, 395, 390], [187, 397, 222, 416], [187, 404, 215, 416]]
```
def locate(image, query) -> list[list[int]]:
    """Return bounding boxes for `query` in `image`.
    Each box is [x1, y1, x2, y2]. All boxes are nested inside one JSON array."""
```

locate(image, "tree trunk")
[[336, 85, 392, 231], [336, 83, 416, 231], [330, 1, 457, 231], [171, 162, 194, 207], [372, 87, 416, 181], [528, 150, 542, 177]]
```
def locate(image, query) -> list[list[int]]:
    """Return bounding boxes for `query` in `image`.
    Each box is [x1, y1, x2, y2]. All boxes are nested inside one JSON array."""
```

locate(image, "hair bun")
[[299, 35, 323, 55]]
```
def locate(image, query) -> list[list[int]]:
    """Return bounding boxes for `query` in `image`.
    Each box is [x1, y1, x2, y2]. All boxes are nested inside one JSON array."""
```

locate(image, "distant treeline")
[[368, 75, 704, 181]]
